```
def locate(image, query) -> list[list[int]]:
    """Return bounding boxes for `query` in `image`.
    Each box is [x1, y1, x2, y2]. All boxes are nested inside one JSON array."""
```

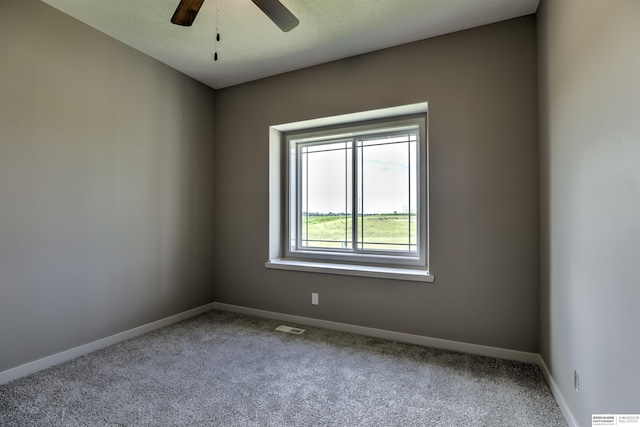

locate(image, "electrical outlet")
[[312, 293, 319, 305], [574, 370, 579, 392]]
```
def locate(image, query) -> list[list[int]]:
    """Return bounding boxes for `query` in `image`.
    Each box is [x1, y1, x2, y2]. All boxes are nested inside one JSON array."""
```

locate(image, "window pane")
[[299, 142, 352, 249], [357, 133, 417, 252]]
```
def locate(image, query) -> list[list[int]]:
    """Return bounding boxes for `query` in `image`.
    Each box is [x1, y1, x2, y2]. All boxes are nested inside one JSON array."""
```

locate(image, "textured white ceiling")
[[40, 0, 539, 89]]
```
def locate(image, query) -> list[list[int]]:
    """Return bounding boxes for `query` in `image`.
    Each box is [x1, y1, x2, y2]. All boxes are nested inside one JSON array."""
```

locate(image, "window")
[[267, 104, 433, 282]]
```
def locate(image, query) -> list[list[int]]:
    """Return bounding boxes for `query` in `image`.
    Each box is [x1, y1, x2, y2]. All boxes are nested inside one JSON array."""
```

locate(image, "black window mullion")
[[351, 138, 358, 253], [407, 138, 411, 252], [305, 145, 309, 247], [344, 141, 348, 249], [296, 145, 302, 249], [359, 140, 364, 252]]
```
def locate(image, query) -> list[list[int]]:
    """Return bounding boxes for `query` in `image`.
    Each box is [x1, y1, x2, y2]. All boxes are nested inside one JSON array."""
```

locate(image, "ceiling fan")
[[171, 0, 299, 32]]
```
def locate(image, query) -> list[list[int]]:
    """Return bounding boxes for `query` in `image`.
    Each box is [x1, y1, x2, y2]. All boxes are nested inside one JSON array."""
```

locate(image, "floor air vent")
[[275, 325, 305, 334]]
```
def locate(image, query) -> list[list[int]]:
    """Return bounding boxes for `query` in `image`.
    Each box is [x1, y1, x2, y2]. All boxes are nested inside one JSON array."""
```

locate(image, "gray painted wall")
[[214, 17, 540, 352], [0, 0, 216, 371], [538, 0, 640, 425]]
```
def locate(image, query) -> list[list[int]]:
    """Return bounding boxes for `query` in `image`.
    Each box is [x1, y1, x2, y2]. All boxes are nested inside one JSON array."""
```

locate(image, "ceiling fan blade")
[[251, 0, 299, 32], [171, 0, 205, 26]]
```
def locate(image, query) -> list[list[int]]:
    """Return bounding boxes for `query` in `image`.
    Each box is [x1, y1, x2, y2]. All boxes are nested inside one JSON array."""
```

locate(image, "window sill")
[[265, 259, 434, 283]]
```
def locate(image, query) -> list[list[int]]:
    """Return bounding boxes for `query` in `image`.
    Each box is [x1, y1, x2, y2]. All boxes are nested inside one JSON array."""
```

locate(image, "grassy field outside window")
[[302, 213, 417, 252]]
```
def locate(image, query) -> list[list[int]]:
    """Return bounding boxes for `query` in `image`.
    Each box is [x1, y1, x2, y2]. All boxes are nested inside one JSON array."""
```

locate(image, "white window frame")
[[266, 103, 434, 282], [286, 118, 425, 267]]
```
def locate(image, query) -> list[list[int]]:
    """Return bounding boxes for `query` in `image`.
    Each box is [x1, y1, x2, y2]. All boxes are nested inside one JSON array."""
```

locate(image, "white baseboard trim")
[[212, 302, 540, 364], [537, 355, 580, 427], [0, 302, 216, 385]]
